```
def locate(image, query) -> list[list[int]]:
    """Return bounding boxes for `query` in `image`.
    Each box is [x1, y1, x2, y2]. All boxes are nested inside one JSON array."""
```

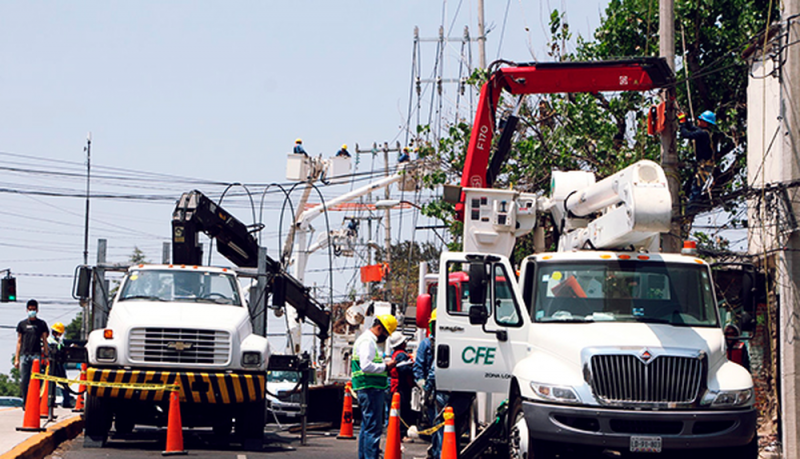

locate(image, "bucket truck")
[[418, 58, 758, 458], [83, 190, 330, 447]]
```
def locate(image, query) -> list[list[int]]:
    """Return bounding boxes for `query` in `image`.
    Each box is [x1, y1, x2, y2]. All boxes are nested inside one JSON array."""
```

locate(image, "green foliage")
[[0, 355, 21, 397], [65, 311, 82, 341], [375, 241, 441, 306]]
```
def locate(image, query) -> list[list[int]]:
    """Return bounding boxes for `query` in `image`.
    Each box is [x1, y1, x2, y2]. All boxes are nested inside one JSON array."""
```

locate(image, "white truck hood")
[[531, 322, 723, 366], [107, 301, 250, 333]]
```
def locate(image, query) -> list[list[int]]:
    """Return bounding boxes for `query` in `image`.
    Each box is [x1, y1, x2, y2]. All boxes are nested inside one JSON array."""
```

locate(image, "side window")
[[493, 264, 522, 326]]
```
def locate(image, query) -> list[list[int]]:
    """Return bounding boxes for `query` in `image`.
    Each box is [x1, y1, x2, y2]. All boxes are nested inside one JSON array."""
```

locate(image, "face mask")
[[27, 310, 37, 319]]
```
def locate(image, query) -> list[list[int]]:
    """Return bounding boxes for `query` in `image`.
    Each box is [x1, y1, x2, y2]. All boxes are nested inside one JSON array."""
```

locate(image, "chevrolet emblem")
[[167, 341, 193, 352]]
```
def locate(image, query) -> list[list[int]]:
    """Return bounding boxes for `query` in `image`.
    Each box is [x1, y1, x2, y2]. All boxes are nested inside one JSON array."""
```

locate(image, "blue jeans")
[[19, 355, 38, 405], [357, 388, 385, 459]]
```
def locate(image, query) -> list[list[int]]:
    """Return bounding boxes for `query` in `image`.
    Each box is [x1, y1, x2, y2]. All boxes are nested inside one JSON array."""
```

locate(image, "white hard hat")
[[388, 331, 409, 349]]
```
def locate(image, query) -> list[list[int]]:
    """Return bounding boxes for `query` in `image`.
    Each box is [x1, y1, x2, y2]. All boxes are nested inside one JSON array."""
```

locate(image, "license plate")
[[630, 436, 662, 453]]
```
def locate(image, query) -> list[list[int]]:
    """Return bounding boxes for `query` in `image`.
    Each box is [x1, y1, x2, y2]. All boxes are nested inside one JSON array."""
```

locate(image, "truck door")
[[435, 253, 529, 394]]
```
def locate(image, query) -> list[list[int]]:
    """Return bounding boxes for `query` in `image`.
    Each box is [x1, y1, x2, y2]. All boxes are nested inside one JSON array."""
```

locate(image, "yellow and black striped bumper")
[[87, 367, 265, 404]]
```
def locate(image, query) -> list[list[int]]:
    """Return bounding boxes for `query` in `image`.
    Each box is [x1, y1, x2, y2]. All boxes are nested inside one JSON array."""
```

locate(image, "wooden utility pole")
[[659, 0, 681, 252]]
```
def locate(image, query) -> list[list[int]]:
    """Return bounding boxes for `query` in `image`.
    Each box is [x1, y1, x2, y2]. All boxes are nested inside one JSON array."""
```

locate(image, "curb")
[[1, 416, 84, 459]]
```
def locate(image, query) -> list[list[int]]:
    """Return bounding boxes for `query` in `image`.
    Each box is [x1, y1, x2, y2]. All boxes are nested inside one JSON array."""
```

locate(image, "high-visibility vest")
[[351, 333, 388, 391]]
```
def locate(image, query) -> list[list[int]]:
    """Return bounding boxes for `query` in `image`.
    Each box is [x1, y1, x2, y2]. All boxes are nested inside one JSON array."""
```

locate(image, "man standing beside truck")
[[351, 314, 398, 459], [15, 299, 49, 404]]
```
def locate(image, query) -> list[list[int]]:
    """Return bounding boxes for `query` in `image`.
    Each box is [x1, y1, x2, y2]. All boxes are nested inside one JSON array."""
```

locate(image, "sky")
[[0, 0, 611, 374]]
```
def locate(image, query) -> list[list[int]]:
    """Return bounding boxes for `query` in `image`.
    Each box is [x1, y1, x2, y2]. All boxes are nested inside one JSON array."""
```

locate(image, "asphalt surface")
[[48, 426, 433, 459]]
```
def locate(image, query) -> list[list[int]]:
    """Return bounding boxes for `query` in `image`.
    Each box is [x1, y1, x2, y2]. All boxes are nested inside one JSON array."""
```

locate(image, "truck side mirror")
[[469, 305, 488, 325], [272, 274, 286, 307], [712, 263, 761, 333], [73, 266, 91, 299], [468, 262, 488, 306]]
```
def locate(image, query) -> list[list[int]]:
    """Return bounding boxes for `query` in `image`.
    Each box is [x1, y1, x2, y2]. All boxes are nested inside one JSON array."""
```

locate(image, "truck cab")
[[434, 251, 757, 457], [84, 264, 270, 447]]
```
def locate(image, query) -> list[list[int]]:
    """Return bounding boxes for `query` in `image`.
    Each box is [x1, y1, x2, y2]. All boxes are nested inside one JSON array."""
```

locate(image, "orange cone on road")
[[384, 392, 402, 459], [17, 359, 45, 432], [337, 381, 355, 439], [162, 390, 187, 456], [39, 374, 51, 418], [442, 406, 457, 459], [73, 363, 87, 412]]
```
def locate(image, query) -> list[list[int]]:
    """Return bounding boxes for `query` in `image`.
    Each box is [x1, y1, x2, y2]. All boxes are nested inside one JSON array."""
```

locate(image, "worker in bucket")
[[293, 138, 308, 156], [351, 314, 398, 459], [336, 144, 351, 158], [678, 110, 717, 204]]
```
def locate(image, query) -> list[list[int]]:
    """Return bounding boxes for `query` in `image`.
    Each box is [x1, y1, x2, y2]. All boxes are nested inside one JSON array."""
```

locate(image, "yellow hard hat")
[[376, 314, 398, 335], [403, 146, 410, 152], [52, 322, 65, 334], [429, 309, 437, 323], [295, 138, 303, 144], [342, 144, 348, 150]]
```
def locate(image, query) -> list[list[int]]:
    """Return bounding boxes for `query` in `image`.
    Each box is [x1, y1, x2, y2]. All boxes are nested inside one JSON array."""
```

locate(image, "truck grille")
[[129, 328, 231, 365], [590, 354, 703, 404]]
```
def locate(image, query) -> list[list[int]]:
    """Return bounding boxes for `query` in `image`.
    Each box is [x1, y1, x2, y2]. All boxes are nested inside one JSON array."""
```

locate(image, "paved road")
[[50, 426, 433, 459]]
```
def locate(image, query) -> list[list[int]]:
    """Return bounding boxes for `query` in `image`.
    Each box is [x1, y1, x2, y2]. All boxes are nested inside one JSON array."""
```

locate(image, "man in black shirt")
[[15, 299, 49, 403]]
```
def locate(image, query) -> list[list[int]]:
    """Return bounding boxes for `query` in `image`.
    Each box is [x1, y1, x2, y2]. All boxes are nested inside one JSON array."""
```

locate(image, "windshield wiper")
[[120, 295, 165, 302], [632, 317, 671, 324], [544, 317, 593, 323]]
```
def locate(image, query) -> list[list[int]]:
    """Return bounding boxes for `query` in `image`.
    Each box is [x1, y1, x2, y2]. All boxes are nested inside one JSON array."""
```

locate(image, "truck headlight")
[[710, 388, 754, 408], [530, 382, 581, 404], [97, 346, 117, 362], [242, 351, 261, 367]]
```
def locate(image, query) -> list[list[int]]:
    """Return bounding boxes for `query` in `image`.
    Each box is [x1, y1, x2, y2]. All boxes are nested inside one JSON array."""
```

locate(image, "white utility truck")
[[426, 159, 757, 458], [84, 264, 270, 447]]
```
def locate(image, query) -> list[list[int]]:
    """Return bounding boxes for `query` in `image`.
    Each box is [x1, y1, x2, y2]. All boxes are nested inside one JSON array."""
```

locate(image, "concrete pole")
[[383, 143, 392, 302], [780, 0, 800, 453], [92, 239, 108, 330], [659, 0, 681, 253], [477, 0, 486, 69]]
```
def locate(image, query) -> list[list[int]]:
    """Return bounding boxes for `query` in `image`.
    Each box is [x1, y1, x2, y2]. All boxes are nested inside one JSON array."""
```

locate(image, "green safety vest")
[[351, 332, 388, 391]]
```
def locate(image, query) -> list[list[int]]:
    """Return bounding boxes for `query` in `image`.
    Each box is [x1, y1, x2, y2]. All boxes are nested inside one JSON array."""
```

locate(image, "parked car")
[[266, 371, 302, 420], [0, 396, 24, 407]]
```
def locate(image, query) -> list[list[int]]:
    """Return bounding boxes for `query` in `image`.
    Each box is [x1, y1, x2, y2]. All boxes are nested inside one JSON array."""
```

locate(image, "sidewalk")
[[0, 406, 83, 459]]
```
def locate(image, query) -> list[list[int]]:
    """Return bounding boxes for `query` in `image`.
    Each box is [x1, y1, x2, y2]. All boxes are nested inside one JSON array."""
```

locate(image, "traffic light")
[[1, 276, 16, 302]]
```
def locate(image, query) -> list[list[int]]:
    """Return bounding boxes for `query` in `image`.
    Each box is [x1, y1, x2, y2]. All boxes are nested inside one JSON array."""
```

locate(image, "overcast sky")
[[0, 0, 610, 374]]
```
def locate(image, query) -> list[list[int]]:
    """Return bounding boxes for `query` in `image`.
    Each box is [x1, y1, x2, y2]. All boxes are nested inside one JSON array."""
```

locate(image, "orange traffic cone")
[[73, 363, 87, 412], [17, 359, 45, 432], [162, 390, 187, 456], [337, 381, 355, 439], [384, 392, 402, 459], [442, 406, 457, 459], [39, 373, 50, 418]]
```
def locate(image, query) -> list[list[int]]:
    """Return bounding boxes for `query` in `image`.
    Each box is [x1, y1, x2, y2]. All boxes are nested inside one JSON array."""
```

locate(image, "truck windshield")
[[118, 269, 242, 306], [533, 261, 718, 327]]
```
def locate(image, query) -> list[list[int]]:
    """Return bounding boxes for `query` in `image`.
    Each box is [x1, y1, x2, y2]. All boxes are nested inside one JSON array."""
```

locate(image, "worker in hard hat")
[[293, 138, 308, 156], [47, 322, 73, 408], [398, 146, 411, 163], [388, 331, 414, 440], [678, 110, 717, 204], [336, 144, 351, 158], [351, 314, 397, 459], [413, 309, 438, 456]]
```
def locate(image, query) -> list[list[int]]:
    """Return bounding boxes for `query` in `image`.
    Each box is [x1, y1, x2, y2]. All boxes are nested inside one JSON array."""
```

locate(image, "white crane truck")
[[420, 58, 758, 458]]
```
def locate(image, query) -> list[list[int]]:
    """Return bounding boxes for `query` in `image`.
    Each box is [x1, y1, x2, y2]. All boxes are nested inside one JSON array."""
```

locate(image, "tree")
[[0, 355, 21, 397], [375, 241, 441, 308]]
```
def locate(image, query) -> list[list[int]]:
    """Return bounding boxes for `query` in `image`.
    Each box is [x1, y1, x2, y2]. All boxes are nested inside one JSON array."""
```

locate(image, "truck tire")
[[711, 436, 758, 459], [235, 400, 265, 449], [114, 412, 135, 435], [508, 392, 551, 459], [212, 415, 233, 437], [84, 393, 112, 447]]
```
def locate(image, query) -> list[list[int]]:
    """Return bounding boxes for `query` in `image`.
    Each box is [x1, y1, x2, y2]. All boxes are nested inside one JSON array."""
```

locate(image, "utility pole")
[[477, 0, 486, 69], [781, 0, 800, 453], [383, 143, 393, 302], [81, 133, 92, 339], [659, 0, 681, 253]]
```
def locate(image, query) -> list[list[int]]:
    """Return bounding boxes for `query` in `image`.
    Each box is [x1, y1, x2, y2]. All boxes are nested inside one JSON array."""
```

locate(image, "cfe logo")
[[462, 346, 496, 365]]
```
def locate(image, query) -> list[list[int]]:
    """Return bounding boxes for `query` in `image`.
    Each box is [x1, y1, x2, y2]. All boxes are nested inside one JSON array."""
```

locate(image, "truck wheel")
[[235, 400, 265, 449], [84, 393, 112, 447], [508, 395, 531, 459], [114, 412, 135, 435], [712, 436, 758, 459]]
